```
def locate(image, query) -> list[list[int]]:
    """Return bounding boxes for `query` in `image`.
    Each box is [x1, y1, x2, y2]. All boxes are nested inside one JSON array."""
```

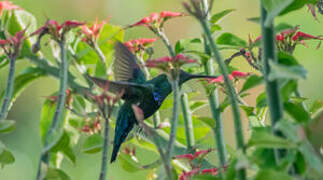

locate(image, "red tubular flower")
[[206, 71, 249, 84], [179, 168, 200, 180], [0, 29, 26, 57], [276, 34, 284, 41], [31, 19, 84, 41], [160, 11, 185, 18], [81, 18, 106, 42], [174, 154, 195, 161], [0, 1, 20, 15], [201, 168, 219, 176], [292, 31, 323, 41], [124, 38, 157, 52], [131, 11, 185, 27], [231, 70, 250, 78], [194, 149, 212, 157]]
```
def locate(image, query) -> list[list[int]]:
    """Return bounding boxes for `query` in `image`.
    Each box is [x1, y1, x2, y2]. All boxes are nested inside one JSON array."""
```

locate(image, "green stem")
[[156, 28, 195, 151], [180, 93, 195, 150], [99, 110, 110, 180], [166, 73, 180, 175], [36, 39, 69, 180], [198, 14, 246, 180], [93, 41, 107, 74], [201, 0, 227, 175], [0, 57, 16, 121], [260, 4, 284, 161], [27, 55, 90, 96]]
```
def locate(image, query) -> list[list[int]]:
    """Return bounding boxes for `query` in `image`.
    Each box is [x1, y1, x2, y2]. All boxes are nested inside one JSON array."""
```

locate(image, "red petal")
[[160, 11, 184, 18]]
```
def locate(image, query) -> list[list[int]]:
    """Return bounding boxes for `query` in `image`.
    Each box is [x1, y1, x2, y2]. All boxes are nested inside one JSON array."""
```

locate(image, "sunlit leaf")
[[216, 33, 247, 47], [210, 9, 235, 24], [268, 61, 307, 81], [44, 168, 71, 180], [119, 153, 143, 172], [284, 102, 310, 123], [82, 134, 103, 154], [0, 120, 15, 134], [240, 75, 264, 93], [247, 127, 296, 148], [254, 169, 295, 180]]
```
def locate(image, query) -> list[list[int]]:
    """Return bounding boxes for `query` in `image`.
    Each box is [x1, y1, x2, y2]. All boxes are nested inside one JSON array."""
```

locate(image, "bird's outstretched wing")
[[86, 75, 150, 99], [114, 41, 146, 83]]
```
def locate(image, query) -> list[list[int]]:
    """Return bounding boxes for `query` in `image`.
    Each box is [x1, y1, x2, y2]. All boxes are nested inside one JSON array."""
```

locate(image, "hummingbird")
[[88, 41, 218, 162]]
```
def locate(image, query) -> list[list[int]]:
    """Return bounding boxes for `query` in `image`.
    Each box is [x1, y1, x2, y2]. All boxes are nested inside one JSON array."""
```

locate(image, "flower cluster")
[[0, 1, 20, 15], [130, 11, 185, 29], [146, 54, 197, 72], [81, 118, 101, 134], [81, 18, 106, 44], [31, 19, 84, 52], [124, 38, 157, 53], [175, 149, 213, 161], [179, 167, 222, 180], [0, 29, 26, 58], [206, 71, 250, 84]]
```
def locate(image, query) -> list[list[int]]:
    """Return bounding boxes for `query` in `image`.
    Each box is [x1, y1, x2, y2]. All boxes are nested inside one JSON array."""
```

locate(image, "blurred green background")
[[0, 0, 322, 179]]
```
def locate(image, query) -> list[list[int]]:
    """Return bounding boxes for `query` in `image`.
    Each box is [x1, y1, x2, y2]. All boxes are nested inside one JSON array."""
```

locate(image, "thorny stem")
[[201, 0, 227, 178], [156, 27, 195, 152], [166, 73, 180, 180], [189, 1, 246, 179], [0, 56, 17, 120], [180, 93, 195, 150], [99, 109, 110, 180], [136, 113, 173, 180], [260, 4, 284, 162], [36, 39, 69, 180]]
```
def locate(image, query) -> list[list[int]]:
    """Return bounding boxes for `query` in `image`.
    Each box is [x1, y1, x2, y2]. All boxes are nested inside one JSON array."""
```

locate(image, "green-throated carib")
[[88, 41, 218, 162]]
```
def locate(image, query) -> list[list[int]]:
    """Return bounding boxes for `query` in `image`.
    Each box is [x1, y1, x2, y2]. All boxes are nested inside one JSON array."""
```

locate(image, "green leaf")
[[280, 80, 297, 102], [190, 101, 207, 112], [175, 38, 202, 54], [277, 51, 299, 66], [210, 24, 222, 33], [268, 61, 307, 81], [44, 168, 71, 180], [216, 33, 247, 47], [119, 153, 143, 172], [310, 100, 323, 114], [280, 0, 319, 16], [240, 75, 264, 93], [274, 23, 294, 34], [7, 10, 37, 58], [247, 17, 260, 24], [247, 127, 296, 148], [0, 120, 15, 134], [275, 120, 323, 175], [51, 131, 75, 164], [254, 169, 296, 180], [256, 92, 267, 108], [82, 134, 103, 154], [194, 116, 215, 128], [210, 9, 235, 24], [0, 67, 46, 110], [40, 98, 70, 153], [261, 0, 295, 27], [284, 102, 310, 123], [0, 142, 15, 168]]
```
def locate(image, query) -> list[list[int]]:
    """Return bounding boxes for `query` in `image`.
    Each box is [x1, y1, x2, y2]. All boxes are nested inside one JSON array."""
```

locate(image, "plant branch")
[[99, 108, 110, 180], [156, 28, 195, 152], [36, 39, 69, 180], [187, 1, 246, 179], [180, 93, 195, 151], [260, 4, 284, 162], [201, 0, 227, 178], [0, 56, 17, 120]]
